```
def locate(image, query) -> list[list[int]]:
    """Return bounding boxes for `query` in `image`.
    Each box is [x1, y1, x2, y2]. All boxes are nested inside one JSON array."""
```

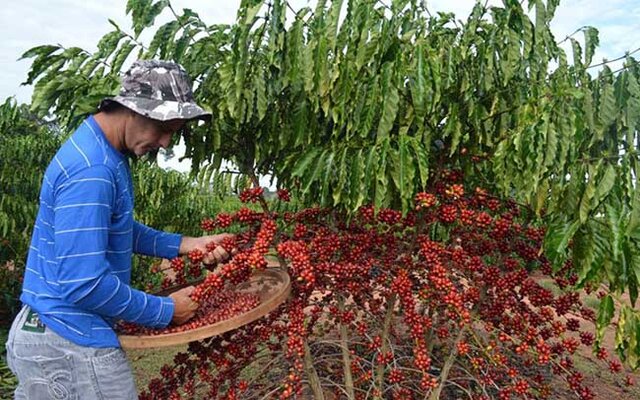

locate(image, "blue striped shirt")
[[20, 115, 182, 348]]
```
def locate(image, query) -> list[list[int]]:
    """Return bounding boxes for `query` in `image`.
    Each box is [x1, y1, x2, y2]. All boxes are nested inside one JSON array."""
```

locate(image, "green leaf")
[[376, 63, 399, 141], [374, 138, 390, 209], [391, 134, 415, 213], [96, 31, 126, 58], [411, 41, 427, 120], [596, 295, 615, 344], [446, 106, 463, 156], [291, 148, 321, 178], [534, 0, 546, 31], [333, 147, 348, 206], [534, 179, 549, 216], [349, 149, 365, 211], [245, 2, 264, 25], [583, 26, 599, 66], [625, 243, 640, 307], [22, 49, 63, 85], [326, 0, 345, 53], [128, 0, 170, 37], [543, 120, 557, 168], [19, 45, 61, 60], [579, 176, 597, 223], [254, 71, 267, 121], [410, 137, 429, 188], [570, 38, 582, 68], [583, 88, 596, 133], [319, 150, 335, 205], [627, 173, 640, 239], [146, 21, 179, 59], [606, 202, 623, 262], [363, 145, 379, 206], [597, 81, 616, 132], [111, 41, 136, 73], [545, 219, 580, 264], [594, 164, 616, 205]]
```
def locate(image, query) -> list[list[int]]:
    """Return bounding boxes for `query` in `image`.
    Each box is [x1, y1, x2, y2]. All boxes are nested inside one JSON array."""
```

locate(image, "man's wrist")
[[179, 236, 195, 255], [158, 297, 175, 328]]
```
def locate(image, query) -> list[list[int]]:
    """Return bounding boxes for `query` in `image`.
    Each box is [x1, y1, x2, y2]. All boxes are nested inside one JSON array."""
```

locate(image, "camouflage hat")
[[99, 60, 211, 122]]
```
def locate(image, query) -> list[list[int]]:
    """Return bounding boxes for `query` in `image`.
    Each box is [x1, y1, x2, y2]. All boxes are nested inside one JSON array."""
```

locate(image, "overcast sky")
[[1, 1, 638, 173]]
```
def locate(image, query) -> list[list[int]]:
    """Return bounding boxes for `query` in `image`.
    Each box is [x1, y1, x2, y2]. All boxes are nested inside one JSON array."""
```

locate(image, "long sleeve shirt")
[[20, 115, 182, 348]]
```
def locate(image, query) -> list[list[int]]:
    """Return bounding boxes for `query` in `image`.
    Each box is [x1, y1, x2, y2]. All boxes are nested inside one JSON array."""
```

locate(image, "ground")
[[534, 272, 640, 400]]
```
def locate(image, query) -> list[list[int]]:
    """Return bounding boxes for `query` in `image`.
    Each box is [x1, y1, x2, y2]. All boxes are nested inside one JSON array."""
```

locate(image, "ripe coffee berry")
[[239, 187, 264, 203], [188, 249, 204, 264], [438, 204, 458, 223], [277, 189, 291, 202], [415, 192, 437, 209]]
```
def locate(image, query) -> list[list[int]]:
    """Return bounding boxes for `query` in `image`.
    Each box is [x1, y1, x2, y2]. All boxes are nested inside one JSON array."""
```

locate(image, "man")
[[5, 60, 228, 399]]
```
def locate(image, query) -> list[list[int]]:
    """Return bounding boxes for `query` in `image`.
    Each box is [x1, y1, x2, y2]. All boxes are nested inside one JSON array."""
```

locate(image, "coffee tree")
[[19, 0, 640, 397]]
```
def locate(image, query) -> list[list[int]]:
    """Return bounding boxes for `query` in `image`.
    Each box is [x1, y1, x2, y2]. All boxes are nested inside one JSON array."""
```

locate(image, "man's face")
[[125, 113, 186, 157]]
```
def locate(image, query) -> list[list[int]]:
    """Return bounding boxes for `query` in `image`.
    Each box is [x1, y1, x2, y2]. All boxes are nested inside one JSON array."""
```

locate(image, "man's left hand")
[[179, 233, 235, 265]]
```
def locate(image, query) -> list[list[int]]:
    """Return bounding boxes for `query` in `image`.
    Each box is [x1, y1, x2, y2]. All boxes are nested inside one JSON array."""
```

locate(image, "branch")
[[338, 296, 356, 400], [284, 1, 313, 27], [247, 169, 272, 217], [428, 327, 466, 400], [304, 340, 326, 400], [579, 153, 640, 164], [587, 46, 640, 70], [168, 1, 190, 39], [245, 352, 285, 388], [219, 168, 243, 175], [557, 26, 590, 45], [374, 293, 397, 398], [479, 104, 521, 123]]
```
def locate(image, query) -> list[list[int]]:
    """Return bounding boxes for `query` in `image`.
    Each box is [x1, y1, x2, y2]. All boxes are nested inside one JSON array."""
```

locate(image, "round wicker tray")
[[118, 268, 291, 349]]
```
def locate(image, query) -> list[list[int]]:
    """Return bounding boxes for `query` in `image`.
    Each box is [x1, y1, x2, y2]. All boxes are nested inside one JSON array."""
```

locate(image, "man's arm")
[[132, 221, 182, 259], [134, 221, 233, 264]]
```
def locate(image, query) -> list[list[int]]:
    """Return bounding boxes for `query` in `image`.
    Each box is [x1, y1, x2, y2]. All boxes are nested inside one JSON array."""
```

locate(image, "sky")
[[1, 0, 639, 172]]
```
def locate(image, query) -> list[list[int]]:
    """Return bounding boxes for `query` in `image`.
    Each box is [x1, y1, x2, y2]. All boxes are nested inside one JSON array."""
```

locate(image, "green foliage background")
[[0, 98, 61, 323]]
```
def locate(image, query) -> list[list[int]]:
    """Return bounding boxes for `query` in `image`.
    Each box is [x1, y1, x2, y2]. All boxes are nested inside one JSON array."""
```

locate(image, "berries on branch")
[[239, 187, 264, 203], [129, 175, 623, 400]]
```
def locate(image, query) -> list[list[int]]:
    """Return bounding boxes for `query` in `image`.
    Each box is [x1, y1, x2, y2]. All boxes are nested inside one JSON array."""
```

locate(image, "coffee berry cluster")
[[134, 174, 627, 400]]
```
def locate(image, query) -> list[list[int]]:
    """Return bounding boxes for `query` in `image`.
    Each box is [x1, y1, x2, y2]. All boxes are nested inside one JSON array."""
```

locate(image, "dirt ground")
[[531, 272, 640, 399]]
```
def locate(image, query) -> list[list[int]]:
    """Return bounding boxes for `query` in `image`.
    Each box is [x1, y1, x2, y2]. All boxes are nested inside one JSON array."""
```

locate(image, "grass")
[[536, 278, 563, 296], [127, 344, 282, 397], [0, 327, 17, 399], [553, 352, 640, 399], [127, 345, 187, 391], [583, 295, 601, 310], [0, 328, 8, 355]]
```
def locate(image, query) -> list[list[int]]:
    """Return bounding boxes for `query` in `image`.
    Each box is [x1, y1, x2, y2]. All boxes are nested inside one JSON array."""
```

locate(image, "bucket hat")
[[99, 60, 211, 122]]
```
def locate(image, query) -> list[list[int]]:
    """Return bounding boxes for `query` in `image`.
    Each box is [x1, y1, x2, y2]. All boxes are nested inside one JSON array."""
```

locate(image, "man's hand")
[[169, 286, 198, 325], [179, 233, 236, 265]]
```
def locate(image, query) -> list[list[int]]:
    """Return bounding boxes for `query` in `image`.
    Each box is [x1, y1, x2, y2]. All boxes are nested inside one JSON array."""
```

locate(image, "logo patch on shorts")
[[22, 309, 46, 333]]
